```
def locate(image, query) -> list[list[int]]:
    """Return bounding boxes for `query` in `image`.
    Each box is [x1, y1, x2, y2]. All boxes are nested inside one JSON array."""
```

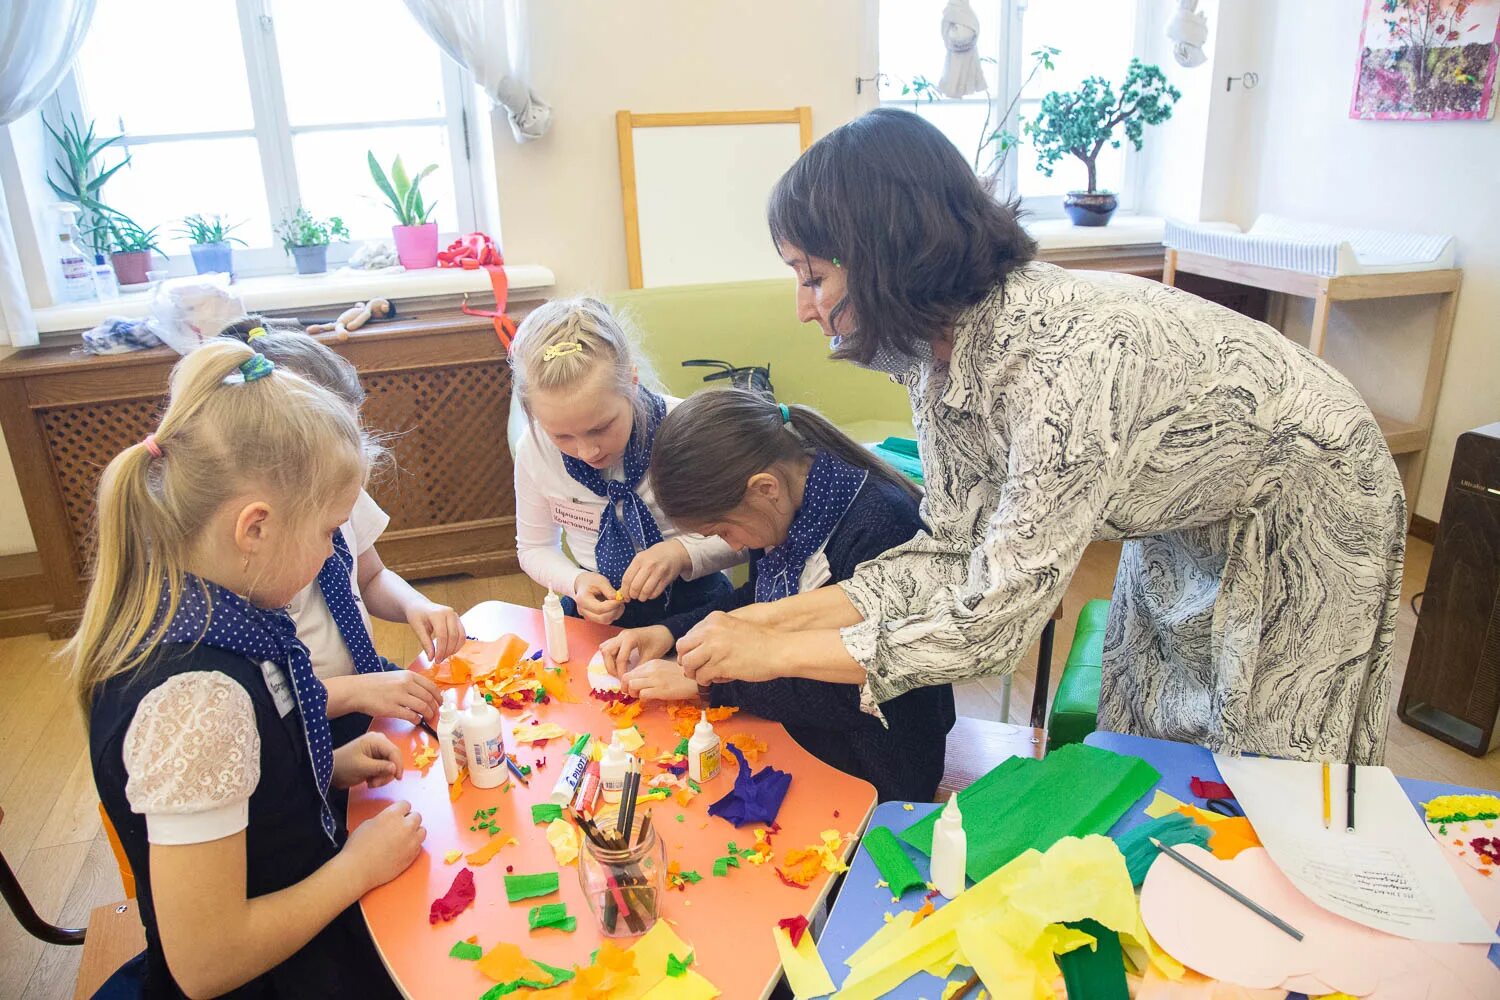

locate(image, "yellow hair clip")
[[246, 326, 267, 341], [542, 341, 584, 362]]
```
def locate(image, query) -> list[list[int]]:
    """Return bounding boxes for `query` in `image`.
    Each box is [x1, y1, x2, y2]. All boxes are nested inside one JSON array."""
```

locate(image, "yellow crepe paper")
[[773, 924, 837, 999], [466, 833, 518, 866], [546, 817, 580, 866], [514, 721, 568, 744], [616, 725, 646, 751], [443, 849, 463, 864]]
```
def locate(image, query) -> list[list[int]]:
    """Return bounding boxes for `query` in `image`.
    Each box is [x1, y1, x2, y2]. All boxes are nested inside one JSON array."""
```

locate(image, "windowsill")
[[30, 264, 557, 337], [1024, 215, 1165, 251]]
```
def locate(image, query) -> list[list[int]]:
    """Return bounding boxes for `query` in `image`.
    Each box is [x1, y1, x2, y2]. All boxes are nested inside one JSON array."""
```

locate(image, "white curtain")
[[402, 0, 552, 144], [0, 0, 97, 348]]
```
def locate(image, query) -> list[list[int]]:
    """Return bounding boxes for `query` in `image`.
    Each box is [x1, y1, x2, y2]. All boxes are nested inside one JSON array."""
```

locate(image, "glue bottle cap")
[[939, 791, 962, 824], [693, 710, 715, 738]]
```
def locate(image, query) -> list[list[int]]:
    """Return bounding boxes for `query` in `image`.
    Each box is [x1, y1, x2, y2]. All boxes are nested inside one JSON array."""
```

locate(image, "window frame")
[[47, 0, 481, 279], [876, 0, 1151, 219]]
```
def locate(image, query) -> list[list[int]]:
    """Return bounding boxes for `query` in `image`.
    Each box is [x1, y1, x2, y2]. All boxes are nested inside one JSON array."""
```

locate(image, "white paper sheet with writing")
[[1213, 753, 1498, 943]]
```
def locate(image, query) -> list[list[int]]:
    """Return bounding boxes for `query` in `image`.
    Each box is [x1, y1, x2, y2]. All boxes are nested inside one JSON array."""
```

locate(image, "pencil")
[[1150, 838, 1304, 941], [506, 754, 530, 786], [1346, 763, 1357, 832], [1322, 760, 1331, 829]]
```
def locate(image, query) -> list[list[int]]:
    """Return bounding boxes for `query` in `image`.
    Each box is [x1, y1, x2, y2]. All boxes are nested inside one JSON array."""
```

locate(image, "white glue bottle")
[[600, 732, 629, 804], [462, 685, 509, 789], [931, 792, 967, 899], [436, 688, 463, 784], [542, 591, 570, 663], [688, 710, 721, 783]]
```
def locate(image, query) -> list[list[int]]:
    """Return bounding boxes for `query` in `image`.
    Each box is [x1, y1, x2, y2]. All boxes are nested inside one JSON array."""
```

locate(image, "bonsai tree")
[[276, 208, 349, 252], [368, 152, 438, 228], [1024, 58, 1180, 194]]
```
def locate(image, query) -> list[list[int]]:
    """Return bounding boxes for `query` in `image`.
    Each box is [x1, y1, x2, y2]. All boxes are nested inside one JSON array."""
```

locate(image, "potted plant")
[[102, 212, 162, 286], [1024, 58, 1180, 226], [178, 214, 246, 275], [276, 208, 349, 275], [368, 152, 439, 269]]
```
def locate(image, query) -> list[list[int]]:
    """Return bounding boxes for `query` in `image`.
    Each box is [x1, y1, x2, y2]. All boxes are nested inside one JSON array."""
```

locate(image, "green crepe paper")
[[861, 825, 926, 897], [504, 871, 560, 903], [678, 869, 703, 884], [1113, 812, 1212, 886], [666, 951, 694, 977], [900, 743, 1160, 883], [712, 857, 730, 877], [528, 902, 577, 933], [531, 802, 563, 825], [478, 960, 575, 998], [1057, 919, 1129, 1000], [673, 737, 690, 755], [449, 940, 483, 961]]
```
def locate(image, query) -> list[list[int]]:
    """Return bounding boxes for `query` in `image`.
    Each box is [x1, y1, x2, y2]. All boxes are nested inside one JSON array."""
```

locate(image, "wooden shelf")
[[1377, 415, 1429, 456]]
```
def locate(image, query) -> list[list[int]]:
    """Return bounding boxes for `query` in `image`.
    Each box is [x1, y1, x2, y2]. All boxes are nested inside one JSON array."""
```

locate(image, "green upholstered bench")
[[1046, 598, 1110, 750]]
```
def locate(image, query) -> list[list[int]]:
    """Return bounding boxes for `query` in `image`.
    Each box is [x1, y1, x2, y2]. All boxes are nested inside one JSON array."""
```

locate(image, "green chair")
[[1046, 598, 1110, 750]]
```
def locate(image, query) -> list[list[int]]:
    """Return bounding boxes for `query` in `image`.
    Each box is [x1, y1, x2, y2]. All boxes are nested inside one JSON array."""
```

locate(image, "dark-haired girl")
[[676, 107, 1405, 767], [598, 389, 954, 802]]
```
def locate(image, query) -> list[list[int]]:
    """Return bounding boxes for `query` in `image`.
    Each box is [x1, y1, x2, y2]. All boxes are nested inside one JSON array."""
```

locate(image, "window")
[[878, 0, 1145, 215], [56, 0, 478, 275]]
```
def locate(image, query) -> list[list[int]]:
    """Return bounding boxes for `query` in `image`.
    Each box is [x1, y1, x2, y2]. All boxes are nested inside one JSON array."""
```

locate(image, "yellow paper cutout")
[[443, 849, 462, 864], [466, 834, 517, 866], [617, 725, 646, 751], [773, 925, 837, 999], [638, 970, 721, 1000], [514, 721, 568, 744], [611, 920, 698, 1000], [546, 817, 580, 866]]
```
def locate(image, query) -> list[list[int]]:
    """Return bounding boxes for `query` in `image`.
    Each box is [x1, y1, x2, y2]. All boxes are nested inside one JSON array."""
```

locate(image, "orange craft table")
[[347, 601, 878, 999]]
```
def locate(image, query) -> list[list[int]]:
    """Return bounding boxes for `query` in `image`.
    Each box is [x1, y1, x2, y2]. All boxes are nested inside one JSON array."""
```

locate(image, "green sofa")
[[1046, 598, 1110, 750]]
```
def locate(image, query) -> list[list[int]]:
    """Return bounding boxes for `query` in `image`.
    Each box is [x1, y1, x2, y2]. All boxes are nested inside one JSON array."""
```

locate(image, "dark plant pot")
[[291, 244, 329, 275], [1063, 191, 1118, 227], [110, 250, 154, 286], [189, 241, 233, 275]]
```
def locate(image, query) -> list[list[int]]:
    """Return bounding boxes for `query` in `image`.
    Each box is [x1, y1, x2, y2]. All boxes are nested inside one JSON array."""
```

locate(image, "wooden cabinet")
[[0, 310, 527, 638]]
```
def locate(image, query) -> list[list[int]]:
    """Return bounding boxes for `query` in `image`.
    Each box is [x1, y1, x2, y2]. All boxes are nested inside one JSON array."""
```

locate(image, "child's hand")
[[343, 800, 426, 892], [623, 657, 700, 701], [599, 625, 674, 677], [573, 572, 625, 624], [351, 669, 442, 725], [406, 599, 465, 662], [620, 539, 692, 602], [332, 732, 405, 789]]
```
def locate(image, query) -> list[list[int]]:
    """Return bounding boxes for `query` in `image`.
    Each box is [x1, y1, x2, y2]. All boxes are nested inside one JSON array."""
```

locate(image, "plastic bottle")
[[52, 204, 95, 303], [462, 685, 508, 789], [930, 792, 968, 899], [687, 710, 721, 783], [543, 591, 570, 663], [436, 688, 463, 785], [600, 732, 630, 804], [91, 253, 119, 300]]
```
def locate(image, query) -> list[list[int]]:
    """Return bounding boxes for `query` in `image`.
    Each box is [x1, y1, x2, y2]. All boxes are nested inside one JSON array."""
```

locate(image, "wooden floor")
[[3, 535, 1495, 998]]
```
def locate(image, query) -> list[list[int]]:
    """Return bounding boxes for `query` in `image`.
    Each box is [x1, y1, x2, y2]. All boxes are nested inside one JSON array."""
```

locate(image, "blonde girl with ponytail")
[[70, 339, 420, 998], [510, 296, 743, 628]]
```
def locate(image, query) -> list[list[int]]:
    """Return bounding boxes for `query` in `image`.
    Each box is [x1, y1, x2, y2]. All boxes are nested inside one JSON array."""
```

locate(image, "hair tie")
[[831, 257, 843, 268], [542, 341, 584, 362], [238, 354, 275, 383], [246, 326, 267, 341], [778, 403, 791, 425], [142, 433, 163, 459]]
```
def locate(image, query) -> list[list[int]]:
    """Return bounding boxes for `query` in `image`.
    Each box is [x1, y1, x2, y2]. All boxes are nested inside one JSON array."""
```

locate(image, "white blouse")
[[123, 671, 261, 845]]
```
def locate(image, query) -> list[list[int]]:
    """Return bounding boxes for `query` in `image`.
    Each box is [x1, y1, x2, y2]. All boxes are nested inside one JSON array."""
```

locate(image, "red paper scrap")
[[430, 868, 476, 924], [1190, 776, 1234, 800], [777, 915, 811, 947]]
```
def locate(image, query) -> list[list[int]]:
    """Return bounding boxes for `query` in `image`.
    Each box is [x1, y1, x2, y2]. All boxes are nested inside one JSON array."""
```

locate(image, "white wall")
[[490, 0, 869, 295], [1246, 1, 1500, 521]]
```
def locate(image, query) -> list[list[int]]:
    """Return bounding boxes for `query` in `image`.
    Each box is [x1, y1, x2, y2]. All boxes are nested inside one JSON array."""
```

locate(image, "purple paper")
[[707, 745, 791, 827]]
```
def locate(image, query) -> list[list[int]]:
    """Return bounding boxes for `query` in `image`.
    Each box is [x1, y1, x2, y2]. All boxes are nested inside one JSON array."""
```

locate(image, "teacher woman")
[[677, 109, 1406, 765]]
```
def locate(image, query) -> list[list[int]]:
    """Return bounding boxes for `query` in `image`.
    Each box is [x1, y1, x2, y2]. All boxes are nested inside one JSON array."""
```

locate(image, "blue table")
[[816, 732, 1500, 997]]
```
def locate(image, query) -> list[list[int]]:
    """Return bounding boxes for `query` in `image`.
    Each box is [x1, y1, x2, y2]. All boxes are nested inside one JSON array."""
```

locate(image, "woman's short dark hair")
[[768, 107, 1037, 365]]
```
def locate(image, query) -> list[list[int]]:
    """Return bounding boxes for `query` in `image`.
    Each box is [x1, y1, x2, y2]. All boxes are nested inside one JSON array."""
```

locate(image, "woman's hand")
[[676, 612, 785, 686], [342, 800, 426, 893], [622, 658, 701, 701], [332, 732, 405, 790], [620, 540, 692, 602], [598, 625, 675, 678], [573, 572, 625, 624], [331, 669, 442, 725], [406, 599, 465, 663]]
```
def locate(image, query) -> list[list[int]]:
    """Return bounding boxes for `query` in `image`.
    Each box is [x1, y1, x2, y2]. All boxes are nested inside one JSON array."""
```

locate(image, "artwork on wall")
[[1351, 0, 1500, 120]]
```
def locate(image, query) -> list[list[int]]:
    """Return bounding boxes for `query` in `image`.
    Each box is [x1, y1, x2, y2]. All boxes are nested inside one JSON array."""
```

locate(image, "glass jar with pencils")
[[576, 811, 664, 937]]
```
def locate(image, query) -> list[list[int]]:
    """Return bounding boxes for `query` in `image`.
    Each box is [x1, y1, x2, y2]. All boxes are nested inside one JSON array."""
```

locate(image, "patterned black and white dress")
[[838, 262, 1405, 765]]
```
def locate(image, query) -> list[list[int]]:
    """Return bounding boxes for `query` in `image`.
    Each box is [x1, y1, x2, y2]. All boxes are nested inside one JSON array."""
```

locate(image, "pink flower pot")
[[110, 250, 155, 287], [392, 223, 439, 270]]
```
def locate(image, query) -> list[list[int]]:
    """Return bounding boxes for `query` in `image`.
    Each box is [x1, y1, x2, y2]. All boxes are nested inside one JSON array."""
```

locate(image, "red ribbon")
[[438, 232, 517, 350]]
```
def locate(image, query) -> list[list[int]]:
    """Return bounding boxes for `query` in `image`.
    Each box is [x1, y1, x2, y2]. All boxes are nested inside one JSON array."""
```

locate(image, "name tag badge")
[[260, 660, 297, 718], [550, 497, 604, 533]]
